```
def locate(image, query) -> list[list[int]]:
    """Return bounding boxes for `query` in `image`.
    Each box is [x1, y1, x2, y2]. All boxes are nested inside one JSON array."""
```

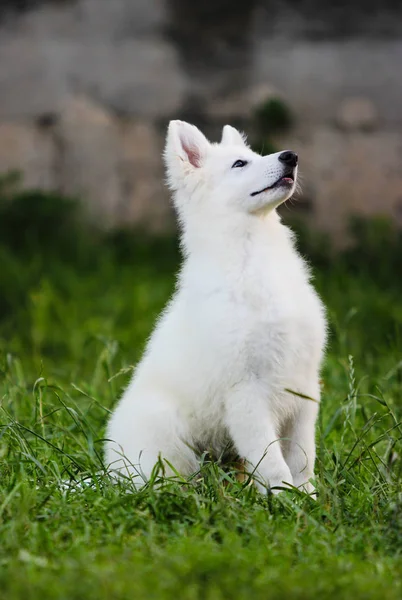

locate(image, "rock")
[[56, 99, 172, 230], [208, 83, 281, 123], [336, 97, 378, 131], [0, 2, 185, 121], [56, 95, 122, 228], [278, 126, 402, 245], [0, 122, 56, 189], [208, 90, 251, 121], [120, 121, 161, 168], [118, 120, 172, 231], [248, 83, 281, 112]]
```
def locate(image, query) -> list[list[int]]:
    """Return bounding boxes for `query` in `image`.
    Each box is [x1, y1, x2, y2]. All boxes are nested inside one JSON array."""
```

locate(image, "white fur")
[[105, 121, 327, 494]]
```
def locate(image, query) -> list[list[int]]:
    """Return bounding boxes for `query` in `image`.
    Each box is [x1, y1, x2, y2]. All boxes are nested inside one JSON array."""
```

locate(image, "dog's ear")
[[164, 120, 210, 189], [221, 125, 248, 147]]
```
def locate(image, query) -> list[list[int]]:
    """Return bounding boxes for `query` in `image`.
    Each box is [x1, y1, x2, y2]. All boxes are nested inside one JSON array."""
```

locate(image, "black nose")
[[278, 150, 298, 168]]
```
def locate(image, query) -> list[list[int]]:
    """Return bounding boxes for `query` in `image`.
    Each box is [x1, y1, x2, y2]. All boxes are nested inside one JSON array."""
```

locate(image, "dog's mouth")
[[250, 169, 295, 197]]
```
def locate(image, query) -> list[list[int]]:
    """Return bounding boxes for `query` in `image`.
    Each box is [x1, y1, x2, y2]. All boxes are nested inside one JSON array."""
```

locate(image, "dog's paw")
[[254, 466, 294, 495], [294, 478, 316, 498]]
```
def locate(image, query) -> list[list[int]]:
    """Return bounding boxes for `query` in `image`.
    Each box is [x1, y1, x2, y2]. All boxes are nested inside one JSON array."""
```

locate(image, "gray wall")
[[0, 0, 401, 239]]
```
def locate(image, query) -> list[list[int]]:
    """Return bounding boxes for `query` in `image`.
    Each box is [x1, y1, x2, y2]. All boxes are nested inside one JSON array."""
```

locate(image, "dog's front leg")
[[224, 381, 293, 494], [282, 401, 319, 495]]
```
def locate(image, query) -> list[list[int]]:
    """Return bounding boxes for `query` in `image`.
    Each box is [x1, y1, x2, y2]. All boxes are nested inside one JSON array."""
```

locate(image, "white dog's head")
[[164, 120, 298, 221]]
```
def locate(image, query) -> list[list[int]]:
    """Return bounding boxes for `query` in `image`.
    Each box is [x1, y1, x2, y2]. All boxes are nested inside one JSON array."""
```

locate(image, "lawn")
[[0, 189, 401, 599]]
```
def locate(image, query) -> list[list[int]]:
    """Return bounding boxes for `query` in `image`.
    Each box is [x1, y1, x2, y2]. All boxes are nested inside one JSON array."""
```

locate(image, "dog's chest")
[[196, 256, 323, 379], [240, 276, 317, 357]]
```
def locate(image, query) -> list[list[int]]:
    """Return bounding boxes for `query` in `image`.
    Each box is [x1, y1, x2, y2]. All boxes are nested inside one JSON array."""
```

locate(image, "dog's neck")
[[180, 209, 294, 270]]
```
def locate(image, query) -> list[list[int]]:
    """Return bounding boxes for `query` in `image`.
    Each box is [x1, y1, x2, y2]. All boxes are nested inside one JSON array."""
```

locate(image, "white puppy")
[[105, 121, 327, 494]]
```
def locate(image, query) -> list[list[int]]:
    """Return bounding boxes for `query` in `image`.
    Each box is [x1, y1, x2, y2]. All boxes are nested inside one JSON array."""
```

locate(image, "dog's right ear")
[[164, 120, 210, 190]]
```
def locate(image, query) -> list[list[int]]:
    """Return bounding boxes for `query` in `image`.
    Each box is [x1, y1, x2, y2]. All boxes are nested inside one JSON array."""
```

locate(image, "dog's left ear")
[[221, 125, 248, 147], [164, 120, 210, 190]]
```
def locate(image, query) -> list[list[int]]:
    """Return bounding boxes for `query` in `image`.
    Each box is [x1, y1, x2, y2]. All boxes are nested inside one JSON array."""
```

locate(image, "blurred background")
[[1, 0, 402, 237], [0, 0, 401, 372]]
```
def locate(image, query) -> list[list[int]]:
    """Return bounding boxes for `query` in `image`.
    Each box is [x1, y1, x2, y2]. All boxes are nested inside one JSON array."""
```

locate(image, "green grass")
[[0, 189, 401, 599]]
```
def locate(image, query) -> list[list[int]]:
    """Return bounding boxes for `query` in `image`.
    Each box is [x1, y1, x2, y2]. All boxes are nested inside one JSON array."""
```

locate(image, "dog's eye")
[[232, 159, 248, 169]]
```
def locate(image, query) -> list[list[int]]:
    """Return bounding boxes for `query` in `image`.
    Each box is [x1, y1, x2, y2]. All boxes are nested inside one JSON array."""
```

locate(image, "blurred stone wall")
[[0, 0, 401, 238]]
